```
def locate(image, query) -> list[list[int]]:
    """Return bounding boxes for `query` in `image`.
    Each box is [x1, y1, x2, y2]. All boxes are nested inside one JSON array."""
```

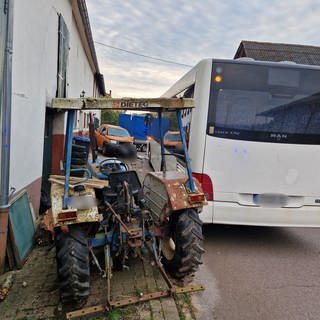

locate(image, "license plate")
[[253, 193, 288, 208]]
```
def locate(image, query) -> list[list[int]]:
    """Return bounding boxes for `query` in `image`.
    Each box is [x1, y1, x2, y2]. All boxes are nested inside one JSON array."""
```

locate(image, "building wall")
[[10, 0, 98, 214], [0, 0, 6, 156]]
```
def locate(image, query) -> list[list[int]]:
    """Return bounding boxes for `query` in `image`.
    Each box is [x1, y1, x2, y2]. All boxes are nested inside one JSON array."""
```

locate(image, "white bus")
[[162, 58, 320, 227]]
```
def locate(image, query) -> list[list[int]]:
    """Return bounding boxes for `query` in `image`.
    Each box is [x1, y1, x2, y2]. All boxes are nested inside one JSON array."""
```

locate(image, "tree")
[[101, 110, 121, 125]]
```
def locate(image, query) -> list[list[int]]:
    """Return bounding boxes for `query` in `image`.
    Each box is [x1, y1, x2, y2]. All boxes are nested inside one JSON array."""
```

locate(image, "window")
[[165, 132, 181, 142], [208, 62, 320, 144], [56, 14, 69, 98]]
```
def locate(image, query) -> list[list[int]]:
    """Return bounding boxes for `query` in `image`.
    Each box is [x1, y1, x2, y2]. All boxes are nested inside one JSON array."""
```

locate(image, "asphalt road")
[[193, 225, 320, 320]]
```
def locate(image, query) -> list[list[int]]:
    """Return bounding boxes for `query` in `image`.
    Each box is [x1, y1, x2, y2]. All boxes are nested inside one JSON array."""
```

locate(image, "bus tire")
[[55, 225, 90, 302], [161, 208, 204, 279]]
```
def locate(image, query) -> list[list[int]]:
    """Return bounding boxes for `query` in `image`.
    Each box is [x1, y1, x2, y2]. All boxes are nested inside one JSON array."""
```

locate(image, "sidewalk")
[[1, 244, 201, 320]]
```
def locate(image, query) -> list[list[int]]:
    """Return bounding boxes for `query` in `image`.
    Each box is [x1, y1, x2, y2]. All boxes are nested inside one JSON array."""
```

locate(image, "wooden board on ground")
[[8, 191, 35, 268]]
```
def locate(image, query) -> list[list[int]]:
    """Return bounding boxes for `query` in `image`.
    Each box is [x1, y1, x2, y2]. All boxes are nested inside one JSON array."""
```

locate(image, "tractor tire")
[[72, 144, 86, 152], [71, 150, 88, 159], [55, 225, 90, 302], [71, 157, 87, 165], [161, 208, 204, 280]]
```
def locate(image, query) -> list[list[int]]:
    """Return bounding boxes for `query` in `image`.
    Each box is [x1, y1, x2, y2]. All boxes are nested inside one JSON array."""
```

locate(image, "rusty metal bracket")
[[105, 201, 133, 235], [146, 239, 174, 290], [65, 238, 205, 320], [65, 284, 204, 319], [66, 305, 105, 319], [65, 214, 205, 319]]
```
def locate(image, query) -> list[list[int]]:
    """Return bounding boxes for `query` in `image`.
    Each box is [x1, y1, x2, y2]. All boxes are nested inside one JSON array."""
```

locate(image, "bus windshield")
[[208, 62, 320, 144]]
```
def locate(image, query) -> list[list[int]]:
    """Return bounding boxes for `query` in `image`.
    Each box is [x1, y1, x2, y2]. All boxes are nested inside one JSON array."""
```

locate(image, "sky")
[[86, 0, 320, 98]]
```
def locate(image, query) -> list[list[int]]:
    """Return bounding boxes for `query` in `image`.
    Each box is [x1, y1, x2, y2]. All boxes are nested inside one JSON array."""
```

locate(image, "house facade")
[[7, 0, 105, 216]]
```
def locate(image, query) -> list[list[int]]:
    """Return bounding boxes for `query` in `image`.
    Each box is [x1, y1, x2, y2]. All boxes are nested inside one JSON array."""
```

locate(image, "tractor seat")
[[106, 171, 141, 197]]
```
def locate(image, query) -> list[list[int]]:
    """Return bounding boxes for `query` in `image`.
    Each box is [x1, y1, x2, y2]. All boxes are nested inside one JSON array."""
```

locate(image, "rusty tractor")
[[49, 97, 206, 317]]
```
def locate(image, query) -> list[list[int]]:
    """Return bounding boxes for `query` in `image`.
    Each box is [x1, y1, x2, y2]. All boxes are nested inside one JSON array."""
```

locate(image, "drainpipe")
[[0, 0, 14, 274]]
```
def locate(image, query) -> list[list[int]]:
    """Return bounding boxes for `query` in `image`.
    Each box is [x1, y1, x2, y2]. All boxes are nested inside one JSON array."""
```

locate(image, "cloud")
[[86, 0, 320, 97]]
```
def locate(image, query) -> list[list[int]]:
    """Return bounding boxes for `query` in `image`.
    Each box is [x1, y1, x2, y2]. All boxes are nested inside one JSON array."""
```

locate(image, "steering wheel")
[[98, 159, 127, 175]]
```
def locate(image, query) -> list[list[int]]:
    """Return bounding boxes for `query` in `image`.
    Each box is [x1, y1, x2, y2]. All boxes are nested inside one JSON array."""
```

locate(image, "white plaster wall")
[[68, 14, 95, 132], [68, 14, 94, 98], [10, 0, 96, 191]]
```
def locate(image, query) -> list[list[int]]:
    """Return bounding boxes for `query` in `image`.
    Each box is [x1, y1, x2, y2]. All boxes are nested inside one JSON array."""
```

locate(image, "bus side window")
[[183, 85, 194, 98]]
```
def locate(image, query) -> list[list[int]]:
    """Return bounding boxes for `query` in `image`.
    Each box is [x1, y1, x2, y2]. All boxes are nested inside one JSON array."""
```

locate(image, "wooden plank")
[[0, 207, 9, 274], [52, 97, 195, 111], [50, 175, 108, 185], [49, 177, 107, 189], [48, 178, 76, 189], [51, 98, 83, 110], [49, 175, 108, 189], [7, 220, 21, 269], [6, 234, 15, 270]]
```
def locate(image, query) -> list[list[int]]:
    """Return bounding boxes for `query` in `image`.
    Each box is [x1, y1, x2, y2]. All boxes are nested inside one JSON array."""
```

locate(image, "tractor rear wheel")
[[161, 208, 204, 280], [55, 225, 90, 302]]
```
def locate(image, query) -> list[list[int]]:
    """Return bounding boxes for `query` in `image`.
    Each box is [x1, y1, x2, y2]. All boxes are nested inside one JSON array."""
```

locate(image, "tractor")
[[49, 97, 206, 318]]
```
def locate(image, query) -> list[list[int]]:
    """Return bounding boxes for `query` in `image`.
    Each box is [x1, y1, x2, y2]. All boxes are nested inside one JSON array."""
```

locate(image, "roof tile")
[[234, 41, 320, 65]]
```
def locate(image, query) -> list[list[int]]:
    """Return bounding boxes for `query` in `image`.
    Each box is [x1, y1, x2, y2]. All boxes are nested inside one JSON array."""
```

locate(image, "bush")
[[101, 110, 121, 125]]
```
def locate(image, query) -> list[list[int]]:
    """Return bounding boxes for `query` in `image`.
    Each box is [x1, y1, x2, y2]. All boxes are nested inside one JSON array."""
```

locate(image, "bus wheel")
[[161, 208, 204, 280], [55, 225, 90, 302]]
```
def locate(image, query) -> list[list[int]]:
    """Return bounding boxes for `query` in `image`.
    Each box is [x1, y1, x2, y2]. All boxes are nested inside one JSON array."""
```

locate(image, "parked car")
[[95, 124, 137, 158], [164, 131, 183, 154]]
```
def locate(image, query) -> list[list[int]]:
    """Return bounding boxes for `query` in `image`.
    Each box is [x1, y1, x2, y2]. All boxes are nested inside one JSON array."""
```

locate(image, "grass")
[[174, 292, 196, 320], [107, 309, 122, 320]]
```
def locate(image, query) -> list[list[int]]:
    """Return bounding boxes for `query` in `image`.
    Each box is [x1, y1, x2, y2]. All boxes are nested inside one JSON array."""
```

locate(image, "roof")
[[71, 0, 106, 96], [234, 40, 320, 66]]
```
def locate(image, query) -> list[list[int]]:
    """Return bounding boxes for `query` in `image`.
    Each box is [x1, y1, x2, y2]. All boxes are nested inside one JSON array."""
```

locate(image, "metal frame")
[[66, 284, 204, 319], [63, 110, 75, 208], [176, 109, 194, 192], [66, 234, 204, 319]]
